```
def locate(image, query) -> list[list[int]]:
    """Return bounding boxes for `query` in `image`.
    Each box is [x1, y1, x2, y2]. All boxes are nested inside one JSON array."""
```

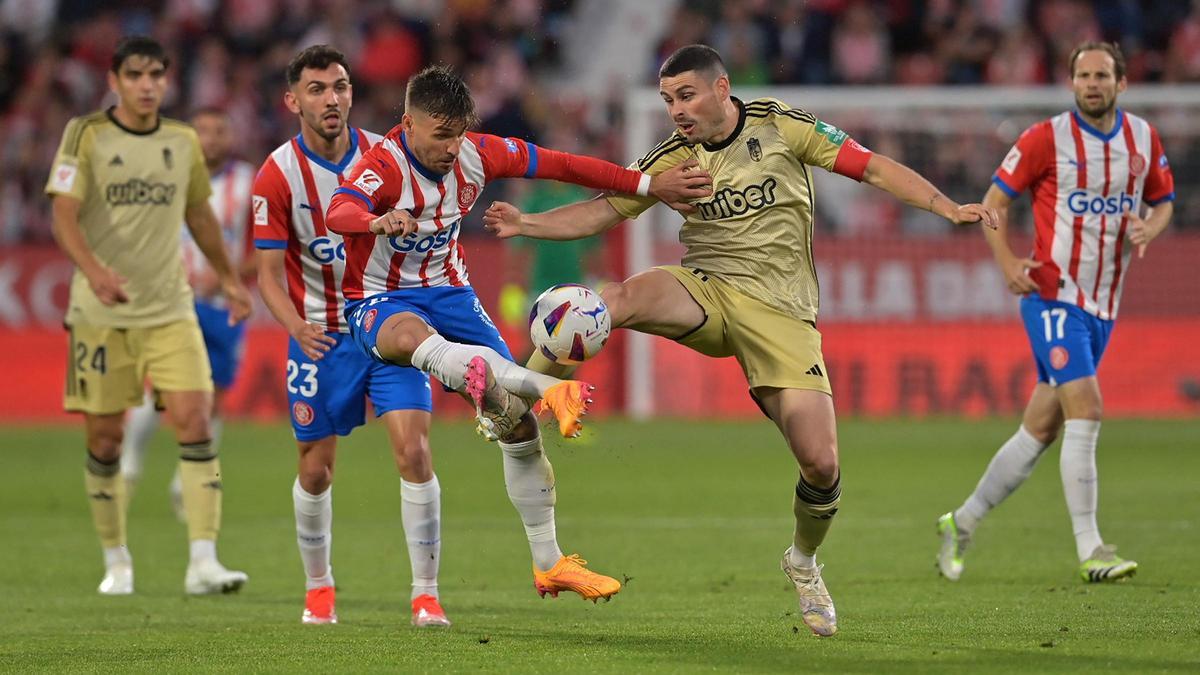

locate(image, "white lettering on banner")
[[818, 259, 1013, 321], [0, 262, 22, 325]]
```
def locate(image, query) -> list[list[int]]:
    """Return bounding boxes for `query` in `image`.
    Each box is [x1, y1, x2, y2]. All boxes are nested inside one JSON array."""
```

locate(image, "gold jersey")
[[46, 108, 211, 327], [608, 97, 872, 322]]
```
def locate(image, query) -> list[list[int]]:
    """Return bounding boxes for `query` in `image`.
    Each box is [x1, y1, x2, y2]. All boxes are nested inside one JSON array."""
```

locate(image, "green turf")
[[2, 418, 1198, 673]]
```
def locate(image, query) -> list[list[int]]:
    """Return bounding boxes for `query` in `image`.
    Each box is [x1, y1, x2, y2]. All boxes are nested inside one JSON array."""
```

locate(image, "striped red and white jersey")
[[252, 128, 381, 332], [181, 159, 256, 305], [992, 109, 1175, 320]]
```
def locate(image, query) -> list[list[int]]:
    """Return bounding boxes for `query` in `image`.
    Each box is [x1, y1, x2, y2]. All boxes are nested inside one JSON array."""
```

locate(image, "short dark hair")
[[111, 36, 169, 73], [287, 45, 351, 86], [405, 65, 478, 127], [659, 44, 727, 79], [1069, 41, 1126, 80]]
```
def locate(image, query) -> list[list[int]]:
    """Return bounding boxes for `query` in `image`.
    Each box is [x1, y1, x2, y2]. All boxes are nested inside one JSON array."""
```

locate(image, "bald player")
[[483, 44, 996, 636]]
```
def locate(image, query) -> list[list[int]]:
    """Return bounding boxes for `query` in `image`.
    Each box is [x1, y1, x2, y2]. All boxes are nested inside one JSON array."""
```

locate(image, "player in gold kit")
[[484, 45, 996, 636], [46, 36, 252, 596]]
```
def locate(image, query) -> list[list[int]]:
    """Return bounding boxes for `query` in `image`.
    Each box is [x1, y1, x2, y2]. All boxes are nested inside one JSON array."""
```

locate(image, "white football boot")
[[781, 547, 837, 637], [185, 558, 249, 595], [98, 562, 134, 595]]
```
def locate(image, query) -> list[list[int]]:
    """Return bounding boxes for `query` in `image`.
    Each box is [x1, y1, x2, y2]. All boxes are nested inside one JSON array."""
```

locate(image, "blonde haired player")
[[484, 44, 996, 636], [46, 36, 252, 595]]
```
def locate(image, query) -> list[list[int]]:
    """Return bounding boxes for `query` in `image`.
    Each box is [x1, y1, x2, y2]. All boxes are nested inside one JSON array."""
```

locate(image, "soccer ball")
[[528, 284, 611, 365]]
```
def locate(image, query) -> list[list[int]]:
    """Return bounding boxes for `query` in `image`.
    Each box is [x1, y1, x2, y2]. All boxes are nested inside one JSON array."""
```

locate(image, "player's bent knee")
[[499, 412, 539, 444], [297, 439, 335, 492], [378, 314, 434, 364], [599, 281, 633, 327], [798, 454, 840, 488]]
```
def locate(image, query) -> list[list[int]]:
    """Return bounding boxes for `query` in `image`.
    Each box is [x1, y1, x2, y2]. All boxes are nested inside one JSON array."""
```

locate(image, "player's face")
[[1071, 50, 1126, 120], [402, 109, 467, 175], [659, 71, 730, 145], [192, 112, 232, 166], [108, 56, 167, 118], [286, 64, 352, 141]]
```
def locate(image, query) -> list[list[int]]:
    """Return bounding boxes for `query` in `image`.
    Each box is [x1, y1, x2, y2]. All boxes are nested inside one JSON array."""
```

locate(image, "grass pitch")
[[2, 418, 1198, 673]]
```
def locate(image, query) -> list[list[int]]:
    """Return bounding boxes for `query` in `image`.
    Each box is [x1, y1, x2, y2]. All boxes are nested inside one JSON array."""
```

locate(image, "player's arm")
[[483, 197, 624, 241], [978, 184, 1040, 294], [50, 195, 128, 305], [1129, 126, 1177, 258], [1128, 201, 1173, 259], [185, 201, 252, 323], [327, 149, 419, 237], [255, 248, 336, 360], [472, 133, 710, 211], [861, 154, 997, 229]]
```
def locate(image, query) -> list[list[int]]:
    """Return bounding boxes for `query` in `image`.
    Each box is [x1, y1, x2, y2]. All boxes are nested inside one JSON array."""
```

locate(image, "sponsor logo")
[[815, 120, 847, 146], [362, 308, 378, 332], [292, 401, 314, 426], [1050, 345, 1070, 370], [1001, 146, 1022, 174], [695, 178, 778, 220], [1159, 154, 1169, 168], [1129, 153, 1146, 176], [353, 169, 383, 195], [388, 220, 459, 254], [105, 179, 176, 206], [252, 195, 268, 225], [307, 236, 346, 264], [504, 138, 520, 153], [458, 182, 479, 209], [473, 296, 497, 330], [747, 138, 762, 162], [1066, 190, 1135, 216], [50, 163, 77, 192]]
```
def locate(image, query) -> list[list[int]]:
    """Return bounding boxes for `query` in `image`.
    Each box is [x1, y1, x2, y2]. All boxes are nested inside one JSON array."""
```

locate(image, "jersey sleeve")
[[470, 132, 649, 195], [769, 101, 872, 180], [1143, 126, 1175, 206], [333, 144, 406, 216], [185, 129, 213, 207], [252, 158, 292, 249], [992, 121, 1052, 198], [605, 134, 694, 220], [45, 117, 93, 201]]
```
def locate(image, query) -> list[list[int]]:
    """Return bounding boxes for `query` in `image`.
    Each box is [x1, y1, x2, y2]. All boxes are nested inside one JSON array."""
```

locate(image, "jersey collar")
[[701, 97, 746, 152], [295, 127, 359, 174], [1072, 108, 1124, 143], [106, 105, 160, 136], [399, 131, 445, 183]]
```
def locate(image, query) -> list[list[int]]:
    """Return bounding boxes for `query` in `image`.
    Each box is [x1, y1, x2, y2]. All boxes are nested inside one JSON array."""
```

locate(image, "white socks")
[[120, 393, 160, 485], [400, 475, 441, 599], [788, 547, 816, 570], [499, 437, 563, 572], [293, 478, 334, 590], [189, 538, 216, 564], [104, 546, 132, 568], [955, 425, 1049, 532], [1061, 419, 1103, 561], [410, 334, 560, 399]]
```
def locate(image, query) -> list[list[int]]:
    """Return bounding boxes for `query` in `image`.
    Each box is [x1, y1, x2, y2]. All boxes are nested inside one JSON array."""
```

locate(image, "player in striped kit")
[[325, 65, 709, 606], [937, 42, 1175, 583], [120, 108, 257, 516]]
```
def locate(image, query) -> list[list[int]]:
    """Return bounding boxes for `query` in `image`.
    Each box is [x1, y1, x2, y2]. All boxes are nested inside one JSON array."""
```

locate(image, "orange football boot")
[[533, 554, 620, 602], [538, 381, 595, 438], [301, 586, 337, 625]]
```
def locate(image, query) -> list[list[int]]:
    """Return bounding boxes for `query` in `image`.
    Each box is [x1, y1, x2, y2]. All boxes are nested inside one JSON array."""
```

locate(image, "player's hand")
[[1126, 212, 1160, 258], [369, 209, 419, 237], [951, 203, 999, 230], [291, 321, 337, 360], [1000, 255, 1041, 295], [649, 158, 713, 213], [221, 278, 253, 325], [86, 265, 129, 306], [482, 201, 524, 239]]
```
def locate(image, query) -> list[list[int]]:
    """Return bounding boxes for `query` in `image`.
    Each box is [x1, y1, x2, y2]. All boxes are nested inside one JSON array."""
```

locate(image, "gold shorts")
[[64, 317, 213, 415], [659, 265, 831, 395]]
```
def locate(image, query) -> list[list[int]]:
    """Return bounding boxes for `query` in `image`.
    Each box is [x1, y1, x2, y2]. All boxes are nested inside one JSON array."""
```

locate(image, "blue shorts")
[[346, 286, 513, 378], [1019, 296, 1114, 386], [195, 301, 246, 389], [286, 333, 431, 442]]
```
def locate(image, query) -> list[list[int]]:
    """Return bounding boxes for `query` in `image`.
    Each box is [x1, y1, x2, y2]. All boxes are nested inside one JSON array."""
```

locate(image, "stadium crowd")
[[1, 0, 1198, 243]]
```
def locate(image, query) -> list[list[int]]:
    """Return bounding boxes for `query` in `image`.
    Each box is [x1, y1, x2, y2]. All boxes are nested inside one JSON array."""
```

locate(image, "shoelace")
[[562, 554, 590, 569]]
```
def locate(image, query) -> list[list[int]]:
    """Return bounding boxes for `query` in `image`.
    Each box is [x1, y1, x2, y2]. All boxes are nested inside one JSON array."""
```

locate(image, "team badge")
[[458, 182, 479, 209], [1050, 346, 1070, 370], [50, 163, 77, 192], [362, 308, 378, 332], [292, 401, 314, 426], [1128, 153, 1146, 176], [1001, 146, 1022, 174], [747, 138, 762, 162]]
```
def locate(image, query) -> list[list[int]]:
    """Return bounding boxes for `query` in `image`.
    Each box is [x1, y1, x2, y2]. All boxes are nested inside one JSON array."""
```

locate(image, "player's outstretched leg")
[[410, 332, 593, 438], [86, 414, 133, 595]]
